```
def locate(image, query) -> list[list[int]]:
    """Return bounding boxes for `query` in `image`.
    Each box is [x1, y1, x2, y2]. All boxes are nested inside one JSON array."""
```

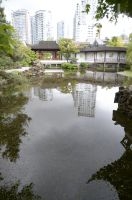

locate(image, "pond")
[[0, 75, 132, 200]]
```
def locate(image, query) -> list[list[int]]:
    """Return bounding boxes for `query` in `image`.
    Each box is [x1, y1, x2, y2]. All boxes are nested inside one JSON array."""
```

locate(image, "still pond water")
[[0, 75, 132, 200]]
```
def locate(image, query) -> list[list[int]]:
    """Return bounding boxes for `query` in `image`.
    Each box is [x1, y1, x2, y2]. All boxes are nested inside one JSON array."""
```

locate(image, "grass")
[[118, 70, 132, 77]]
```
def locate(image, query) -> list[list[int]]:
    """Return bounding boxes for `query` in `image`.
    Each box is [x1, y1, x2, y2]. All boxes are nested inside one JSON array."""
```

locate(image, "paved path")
[[5, 67, 30, 73], [44, 69, 64, 73], [40, 60, 67, 65]]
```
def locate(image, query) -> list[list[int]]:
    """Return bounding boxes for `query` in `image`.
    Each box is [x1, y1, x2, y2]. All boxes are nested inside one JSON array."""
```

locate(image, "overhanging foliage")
[[86, 0, 132, 21]]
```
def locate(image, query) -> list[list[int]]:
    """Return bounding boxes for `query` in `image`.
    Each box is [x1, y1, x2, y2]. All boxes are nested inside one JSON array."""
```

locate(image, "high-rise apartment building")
[[73, 3, 81, 42], [31, 10, 53, 44], [73, 0, 97, 43], [31, 16, 36, 45], [57, 21, 64, 40], [12, 9, 31, 44]]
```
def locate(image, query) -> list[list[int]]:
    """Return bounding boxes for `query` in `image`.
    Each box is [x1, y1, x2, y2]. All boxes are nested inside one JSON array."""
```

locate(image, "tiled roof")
[[31, 41, 59, 50], [80, 46, 127, 52], [31, 41, 126, 53]]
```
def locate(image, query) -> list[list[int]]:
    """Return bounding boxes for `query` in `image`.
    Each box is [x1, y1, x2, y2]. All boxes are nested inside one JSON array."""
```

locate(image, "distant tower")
[[73, 3, 81, 42], [31, 15, 36, 45], [57, 21, 64, 40], [73, 0, 97, 43], [31, 10, 53, 44], [12, 9, 31, 44]]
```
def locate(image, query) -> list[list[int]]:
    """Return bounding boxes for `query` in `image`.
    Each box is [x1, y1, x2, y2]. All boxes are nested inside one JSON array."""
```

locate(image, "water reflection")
[[0, 180, 41, 200], [113, 110, 132, 150], [87, 99, 132, 200], [1, 79, 130, 200], [72, 83, 97, 117], [85, 71, 124, 84], [30, 82, 97, 118], [87, 150, 132, 200], [0, 83, 41, 199], [0, 85, 31, 162], [33, 87, 53, 101]]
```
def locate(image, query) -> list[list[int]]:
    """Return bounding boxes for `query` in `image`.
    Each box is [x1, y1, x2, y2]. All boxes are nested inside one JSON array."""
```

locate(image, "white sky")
[[101, 15, 132, 38], [2, 0, 79, 38], [3, 0, 77, 21], [2, 0, 132, 39]]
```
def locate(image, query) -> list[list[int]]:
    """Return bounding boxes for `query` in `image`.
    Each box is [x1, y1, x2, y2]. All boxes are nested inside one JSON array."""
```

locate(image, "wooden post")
[[94, 52, 95, 63], [117, 63, 119, 73], [103, 70, 105, 82], [94, 52, 97, 72], [103, 63, 105, 72], [103, 51, 106, 73], [117, 52, 120, 73]]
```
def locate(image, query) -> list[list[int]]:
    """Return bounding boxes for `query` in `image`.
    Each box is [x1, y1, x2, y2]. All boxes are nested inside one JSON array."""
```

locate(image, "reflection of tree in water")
[[0, 174, 41, 200], [87, 151, 132, 200], [0, 80, 41, 199], [59, 82, 73, 94], [33, 87, 53, 101], [40, 78, 77, 94], [87, 109, 132, 200], [0, 84, 31, 162]]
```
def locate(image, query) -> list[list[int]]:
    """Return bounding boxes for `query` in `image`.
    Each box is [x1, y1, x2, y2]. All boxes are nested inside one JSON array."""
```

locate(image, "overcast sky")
[[2, 0, 132, 39], [3, 0, 78, 21]]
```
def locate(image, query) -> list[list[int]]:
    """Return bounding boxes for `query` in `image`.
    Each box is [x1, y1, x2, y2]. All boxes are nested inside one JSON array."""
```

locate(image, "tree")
[[0, 5, 6, 22], [58, 38, 79, 62], [129, 33, 132, 42], [11, 41, 37, 67], [0, 5, 16, 56], [127, 41, 132, 68], [95, 23, 102, 39], [86, 0, 132, 21], [0, 22, 16, 56], [106, 36, 124, 47]]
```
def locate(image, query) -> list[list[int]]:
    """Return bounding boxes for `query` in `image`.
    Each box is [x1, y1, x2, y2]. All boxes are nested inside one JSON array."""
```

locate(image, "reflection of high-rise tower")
[[33, 87, 53, 101], [72, 83, 97, 117], [39, 88, 53, 101]]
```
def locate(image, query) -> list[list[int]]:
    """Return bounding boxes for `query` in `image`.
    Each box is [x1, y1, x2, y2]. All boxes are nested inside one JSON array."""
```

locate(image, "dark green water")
[[0, 77, 132, 200]]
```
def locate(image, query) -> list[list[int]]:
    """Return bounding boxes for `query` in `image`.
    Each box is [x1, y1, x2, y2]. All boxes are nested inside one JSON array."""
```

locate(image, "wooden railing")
[[78, 58, 126, 64]]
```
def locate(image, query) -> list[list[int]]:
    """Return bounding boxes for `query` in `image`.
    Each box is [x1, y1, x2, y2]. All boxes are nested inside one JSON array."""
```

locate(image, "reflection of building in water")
[[72, 83, 97, 117], [33, 87, 53, 101]]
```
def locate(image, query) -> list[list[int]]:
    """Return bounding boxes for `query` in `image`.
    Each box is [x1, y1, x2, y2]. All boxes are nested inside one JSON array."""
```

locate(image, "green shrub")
[[125, 65, 131, 70], [0, 56, 14, 70], [80, 62, 88, 68], [69, 57, 78, 64], [61, 63, 77, 70], [0, 71, 28, 86]]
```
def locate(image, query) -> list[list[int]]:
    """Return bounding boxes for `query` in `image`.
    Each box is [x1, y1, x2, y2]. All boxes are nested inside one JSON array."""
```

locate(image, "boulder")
[[114, 87, 132, 118]]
